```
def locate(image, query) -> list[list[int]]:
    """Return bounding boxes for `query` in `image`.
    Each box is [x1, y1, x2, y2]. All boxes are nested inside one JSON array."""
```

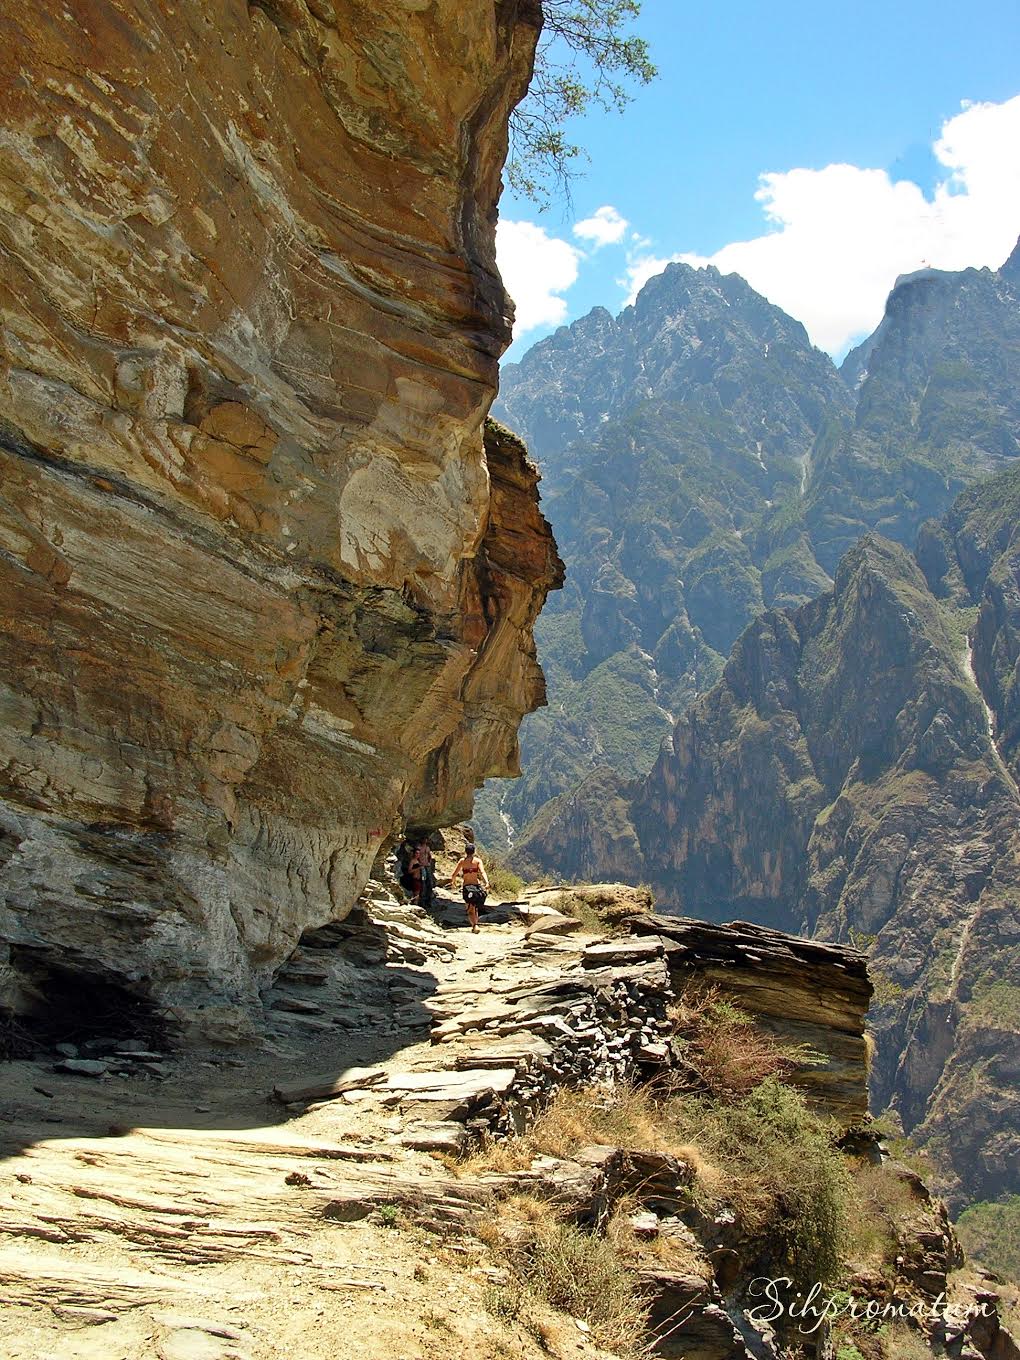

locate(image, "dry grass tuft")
[[527, 1084, 672, 1157], [460, 1084, 677, 1176], [546, 891, 605, 934], [460, 1137, 533, 1176], [482, 1277, 527, 1325], [670, 1141, 726, 1196], [486, 860, 526, 900], [605, 1196, 707, 1276], [543, 885, 651, 935], [845, 1161, 919, 1263], [883, 1323, 935, 1360], [487, 1196, 650, 1356], [667, 986, 801, 1098]]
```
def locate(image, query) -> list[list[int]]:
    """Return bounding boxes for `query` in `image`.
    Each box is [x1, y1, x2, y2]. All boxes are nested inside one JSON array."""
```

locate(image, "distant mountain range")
[[479, 239, 1020, 1208], [476, 240, 1020, 856]]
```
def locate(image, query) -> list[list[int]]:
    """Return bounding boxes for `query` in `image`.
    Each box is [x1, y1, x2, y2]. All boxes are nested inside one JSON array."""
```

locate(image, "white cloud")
[[496, 218, 581, 337], [573, 204, 629, 248], [622, 95, 1020, 356]]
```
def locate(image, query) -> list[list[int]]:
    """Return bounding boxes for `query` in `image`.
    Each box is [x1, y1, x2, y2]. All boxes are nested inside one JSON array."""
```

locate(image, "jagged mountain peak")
[[840, 237, 1020, 394], [495, 261, 847, 465], [479, 262, 856, 863], [629, 258, 816, 347], [831, 528, 924, 593], [509, 259, 826, 377], [998, 230, 1020, 281], [510, 301, 618, 362], [626, 258, 733, 314]]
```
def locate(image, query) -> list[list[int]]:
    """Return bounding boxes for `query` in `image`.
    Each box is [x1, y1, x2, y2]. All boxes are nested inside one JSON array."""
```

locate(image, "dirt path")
[[0, 883, 607, 1360]]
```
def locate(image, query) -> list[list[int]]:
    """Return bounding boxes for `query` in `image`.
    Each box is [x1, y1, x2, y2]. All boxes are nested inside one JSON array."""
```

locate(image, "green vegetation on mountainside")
[[957, 1196, 1020, 1282]]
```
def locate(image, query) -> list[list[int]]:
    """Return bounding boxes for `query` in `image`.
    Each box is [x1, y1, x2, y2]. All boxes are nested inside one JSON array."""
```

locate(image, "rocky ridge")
[[0, 0, 561, 1035], [497, 269, 1020, 1209]]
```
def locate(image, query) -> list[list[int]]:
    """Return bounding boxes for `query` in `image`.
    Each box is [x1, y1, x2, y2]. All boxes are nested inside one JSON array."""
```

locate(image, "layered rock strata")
[[0, 0, 559, 1034], [631, 914, 873, 1123]]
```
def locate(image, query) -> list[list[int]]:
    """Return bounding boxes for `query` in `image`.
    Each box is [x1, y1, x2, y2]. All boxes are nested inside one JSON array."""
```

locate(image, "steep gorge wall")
[[634, 531, 1020, 1203], [0, 0, 561, 1035], [516, 504, 1020, 1204]]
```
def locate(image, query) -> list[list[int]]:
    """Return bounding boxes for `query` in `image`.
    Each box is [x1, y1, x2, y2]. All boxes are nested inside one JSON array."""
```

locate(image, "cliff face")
[[0, 0, 561, 1035], [918, 461, 1020, 781], [632, 523, 1020, 1205]]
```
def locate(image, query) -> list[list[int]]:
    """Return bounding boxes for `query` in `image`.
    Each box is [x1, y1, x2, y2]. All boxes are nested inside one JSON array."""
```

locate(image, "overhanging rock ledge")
[[0, 0, 559, 1036]]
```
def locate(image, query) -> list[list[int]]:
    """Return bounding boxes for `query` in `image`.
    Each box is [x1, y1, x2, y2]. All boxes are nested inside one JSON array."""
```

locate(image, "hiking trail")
[[0, 872, 649, 1360]]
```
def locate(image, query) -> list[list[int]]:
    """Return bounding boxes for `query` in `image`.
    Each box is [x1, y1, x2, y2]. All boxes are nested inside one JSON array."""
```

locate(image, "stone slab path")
[[0, 879, 660, 1360]]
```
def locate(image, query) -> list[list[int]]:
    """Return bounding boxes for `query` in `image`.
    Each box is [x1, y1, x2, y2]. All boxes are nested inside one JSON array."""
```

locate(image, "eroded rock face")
[[633, 531, 1020, 1204], [513, 766, 643, 882], [0, 0, 560, 1034]]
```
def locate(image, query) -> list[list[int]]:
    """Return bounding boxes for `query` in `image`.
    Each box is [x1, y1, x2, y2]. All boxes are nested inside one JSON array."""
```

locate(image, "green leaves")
[[508, 0, 657, 206]]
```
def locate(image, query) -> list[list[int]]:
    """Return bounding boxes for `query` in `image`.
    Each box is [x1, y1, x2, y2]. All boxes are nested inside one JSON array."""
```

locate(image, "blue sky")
[[496, 0, 1020, 362]]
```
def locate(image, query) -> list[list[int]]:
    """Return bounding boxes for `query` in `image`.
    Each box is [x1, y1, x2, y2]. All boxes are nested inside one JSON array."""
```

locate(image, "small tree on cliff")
[[509, 0, 656, 206]]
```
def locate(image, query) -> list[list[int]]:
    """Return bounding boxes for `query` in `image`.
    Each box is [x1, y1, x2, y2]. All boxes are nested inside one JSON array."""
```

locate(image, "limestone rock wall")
[[0, 0, 560, 1034]]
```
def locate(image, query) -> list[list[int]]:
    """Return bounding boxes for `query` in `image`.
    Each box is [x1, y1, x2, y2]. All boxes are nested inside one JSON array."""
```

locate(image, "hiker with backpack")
[[413, 837, 436, 910], [396, 836, 420, 901], [449, 843, 489, 933]]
